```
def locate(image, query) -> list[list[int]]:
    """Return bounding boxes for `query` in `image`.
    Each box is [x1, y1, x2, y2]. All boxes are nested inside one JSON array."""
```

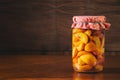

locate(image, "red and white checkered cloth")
[[71, 16, 111, 30]]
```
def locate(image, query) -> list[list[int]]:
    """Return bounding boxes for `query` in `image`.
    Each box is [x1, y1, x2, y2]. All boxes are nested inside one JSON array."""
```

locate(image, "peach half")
[[85, 42, 96, 52], [77, 51, 90, 57], [76, 32, 88, 44], [93, 36, 101, 48], [72, 47, 78, 58], [80, 53, 97, 66], [77, 42, 85, 51]]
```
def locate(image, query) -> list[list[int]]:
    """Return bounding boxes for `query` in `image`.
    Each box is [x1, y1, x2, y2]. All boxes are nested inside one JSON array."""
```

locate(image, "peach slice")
[[85, 42, 96, 52], [78, 58, 86, 66], [77, 58, 93, 71], [73, 41, 81, 47], [93, 36, 101, 48], [79, 64, 93, 71], [80, 53, 97, 66], [72, 47, 78, 58], [72, 57, 78, 63], [77, 51, 90, 57], [77, 42, 85, 51], [85, 29, 92, 36], [76, 32, 88, 44], [72, 34, 79, 42]]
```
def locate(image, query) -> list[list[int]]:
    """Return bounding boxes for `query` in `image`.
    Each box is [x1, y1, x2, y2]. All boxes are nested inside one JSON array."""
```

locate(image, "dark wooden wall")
[[0, 0, 120, 54]]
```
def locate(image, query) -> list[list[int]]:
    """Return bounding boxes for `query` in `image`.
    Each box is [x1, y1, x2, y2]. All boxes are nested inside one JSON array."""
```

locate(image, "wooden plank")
[[85, 0, 120, 15], [0, 54, 120, 79], [56, 0, 87, 15], [5, 78, 72, 80], [0, 0, 57, 52], [0, 0, 120, 53]]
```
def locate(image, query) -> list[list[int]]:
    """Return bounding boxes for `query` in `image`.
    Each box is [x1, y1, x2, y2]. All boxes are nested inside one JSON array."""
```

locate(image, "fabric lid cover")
[[71, 16, 111, 30]]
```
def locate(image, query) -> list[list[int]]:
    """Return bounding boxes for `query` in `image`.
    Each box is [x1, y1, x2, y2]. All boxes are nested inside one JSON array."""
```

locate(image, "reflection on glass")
[[72, 72, 103, 80]]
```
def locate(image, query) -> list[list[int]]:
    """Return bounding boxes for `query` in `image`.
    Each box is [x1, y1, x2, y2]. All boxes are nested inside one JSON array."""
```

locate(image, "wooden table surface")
[[0, 54, 120, 80]]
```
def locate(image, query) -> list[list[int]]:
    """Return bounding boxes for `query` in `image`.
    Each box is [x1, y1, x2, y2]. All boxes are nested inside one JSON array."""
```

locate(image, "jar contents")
[[71, 16, 111, 72]]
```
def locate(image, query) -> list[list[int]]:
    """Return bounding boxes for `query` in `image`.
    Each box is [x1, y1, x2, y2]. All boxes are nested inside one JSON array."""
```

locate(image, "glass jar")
[[71, 16, 111, 72]]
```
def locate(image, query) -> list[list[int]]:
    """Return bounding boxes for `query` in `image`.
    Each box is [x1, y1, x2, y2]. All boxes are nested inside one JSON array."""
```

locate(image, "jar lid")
[[71, 16, 111, 30]]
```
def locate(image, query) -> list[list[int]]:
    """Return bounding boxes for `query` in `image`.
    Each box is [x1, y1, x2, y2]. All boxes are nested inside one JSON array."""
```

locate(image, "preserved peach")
[[79, 64, 93, 71], [85, 42, 96, 52], [77, 42, 85, 51], [80, 53, 97, 66], [72, 42, 77, 47], [73, 57, 78, 63], [72, 47, 78, 58], [73, 60, 93, 71], [77, 51, 90, 57], [72, 29, 105, 72], [93, 36, 101, 48], [72, 35, 79, 42], [76, 32, 88, 44], [78, 58, 85, 65]]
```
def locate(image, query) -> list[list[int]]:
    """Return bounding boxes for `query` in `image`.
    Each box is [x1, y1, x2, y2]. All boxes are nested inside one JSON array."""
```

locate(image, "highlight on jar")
[[71, 16, 111, 72]]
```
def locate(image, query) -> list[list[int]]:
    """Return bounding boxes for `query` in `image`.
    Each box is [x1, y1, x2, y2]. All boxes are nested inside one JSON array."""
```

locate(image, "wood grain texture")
[[0, 54, 120, 79], [85, 0, 120, 15], [0, 0, 120, 53]]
